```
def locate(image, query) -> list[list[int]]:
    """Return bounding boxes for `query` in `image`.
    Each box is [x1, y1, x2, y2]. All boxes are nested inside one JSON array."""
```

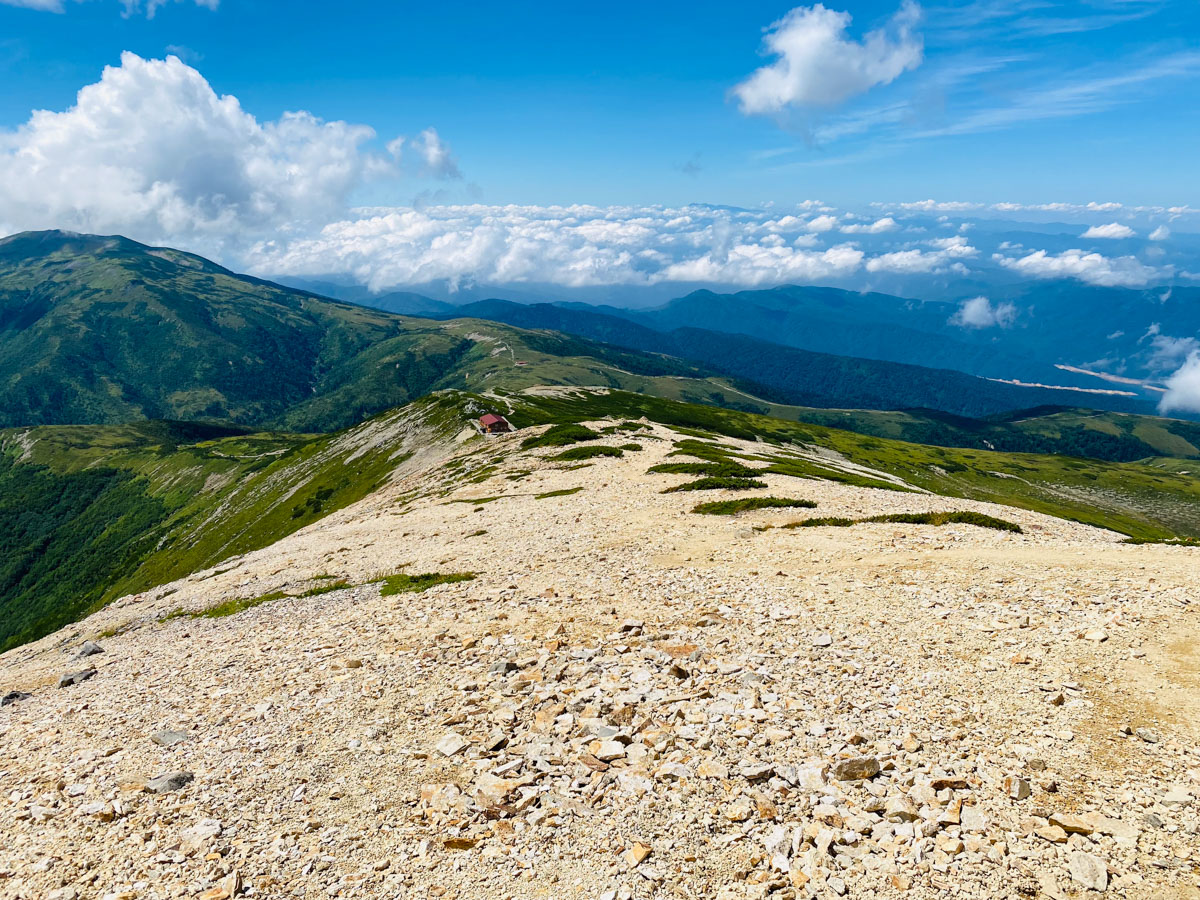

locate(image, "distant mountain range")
[[615, 282, 1200, 397], [421, 297, 1161, 417], [3, 230, 1199, 465], [315, 279, 1198, 405]]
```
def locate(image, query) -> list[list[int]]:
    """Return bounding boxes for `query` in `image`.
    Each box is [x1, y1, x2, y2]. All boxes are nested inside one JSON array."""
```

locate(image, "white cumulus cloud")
[[1159, 352, 1200, 415], [995, 249, 1167, 288], [1081, 222, 1135, 239], [0, 53, 400, 256], [410, 127, 461, 180], [1149, 225, 1170, 241], [1145, 331, 1200, 371], [805, 214, 840, 232], [865, 235, 976, 274], [949, 296, 1017, 329], [840, 216, 897, 233], [656, 243, 864, 286], [246, 204, 873, 290], [733, 1, 923, 114]]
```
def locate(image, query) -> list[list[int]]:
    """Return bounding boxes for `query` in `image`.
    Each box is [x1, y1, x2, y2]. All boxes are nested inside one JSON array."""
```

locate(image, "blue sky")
[[2, 0, 1198, 209], [2, 0, 1199, 410], [0, 0, 1198, 310]]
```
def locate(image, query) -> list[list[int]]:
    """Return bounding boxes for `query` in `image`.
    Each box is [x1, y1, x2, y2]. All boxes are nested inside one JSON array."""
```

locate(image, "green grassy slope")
[[0, 231, 736, 432], [0, 231, 463, 428], [0, 395, 473, 651], [779, 406, 1200, 462]]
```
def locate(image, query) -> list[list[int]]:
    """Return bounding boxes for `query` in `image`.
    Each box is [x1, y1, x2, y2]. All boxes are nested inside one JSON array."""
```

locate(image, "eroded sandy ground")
[[1, 422, 1197, 900]]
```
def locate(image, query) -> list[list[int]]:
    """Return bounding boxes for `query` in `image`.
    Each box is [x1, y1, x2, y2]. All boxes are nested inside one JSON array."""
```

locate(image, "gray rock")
[[1068, 851, 1108, 892], [594, 740, 626, 762], [146, 770, 194, 794], [77, 641, 105, 658], [151, 729, 190, 748], [1, 690, 31, 706], [1005, 775, 1031, 800], [762, 824, 790, 859], [57, 669, 96, 688], [777, 760, 828, 790], [480, 729, 509, 752]]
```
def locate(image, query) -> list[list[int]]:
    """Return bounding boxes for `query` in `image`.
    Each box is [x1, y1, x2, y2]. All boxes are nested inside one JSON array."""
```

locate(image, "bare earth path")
[[1, 422, 1197, 900]]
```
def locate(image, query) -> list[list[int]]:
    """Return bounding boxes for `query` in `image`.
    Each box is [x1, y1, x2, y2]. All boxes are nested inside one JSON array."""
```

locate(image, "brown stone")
[[622, 842, 652, 867], [833, 757, 880, 781]]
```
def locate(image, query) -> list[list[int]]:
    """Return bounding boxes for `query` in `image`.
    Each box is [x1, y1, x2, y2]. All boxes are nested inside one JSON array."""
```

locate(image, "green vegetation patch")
[[664, 476, 768, 493], [379, 572, 475, 596], [874, 511, 1022, 532], [648, 460, 761, 478], [786, 511, 1022, 533], [553, 445, 624, 461], [189, 591, 289, 620], [666, 439, 748, 463], [171, 576, 356, 620], [1122, 536, 1200, 546], [693, 497, 818, 516], [299, 579, 351, 597], [467, 465, 500, 484], [618, 443, 643, 452], [535, 487, 584, 499], [784, 516, 856, 528], [521, 423, 600, 449]]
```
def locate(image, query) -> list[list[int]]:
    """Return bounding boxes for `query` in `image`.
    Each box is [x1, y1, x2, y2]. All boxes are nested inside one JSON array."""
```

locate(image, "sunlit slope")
[[501, 388, 1200, 542]]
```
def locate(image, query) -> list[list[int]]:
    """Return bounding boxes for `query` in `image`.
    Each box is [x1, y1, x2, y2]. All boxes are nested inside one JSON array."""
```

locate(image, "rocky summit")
[[0, 415, 1197, 900]]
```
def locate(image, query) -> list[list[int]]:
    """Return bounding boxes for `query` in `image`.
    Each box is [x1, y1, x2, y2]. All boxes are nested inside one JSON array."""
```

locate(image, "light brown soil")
[[1, 421, 1197, 900]]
